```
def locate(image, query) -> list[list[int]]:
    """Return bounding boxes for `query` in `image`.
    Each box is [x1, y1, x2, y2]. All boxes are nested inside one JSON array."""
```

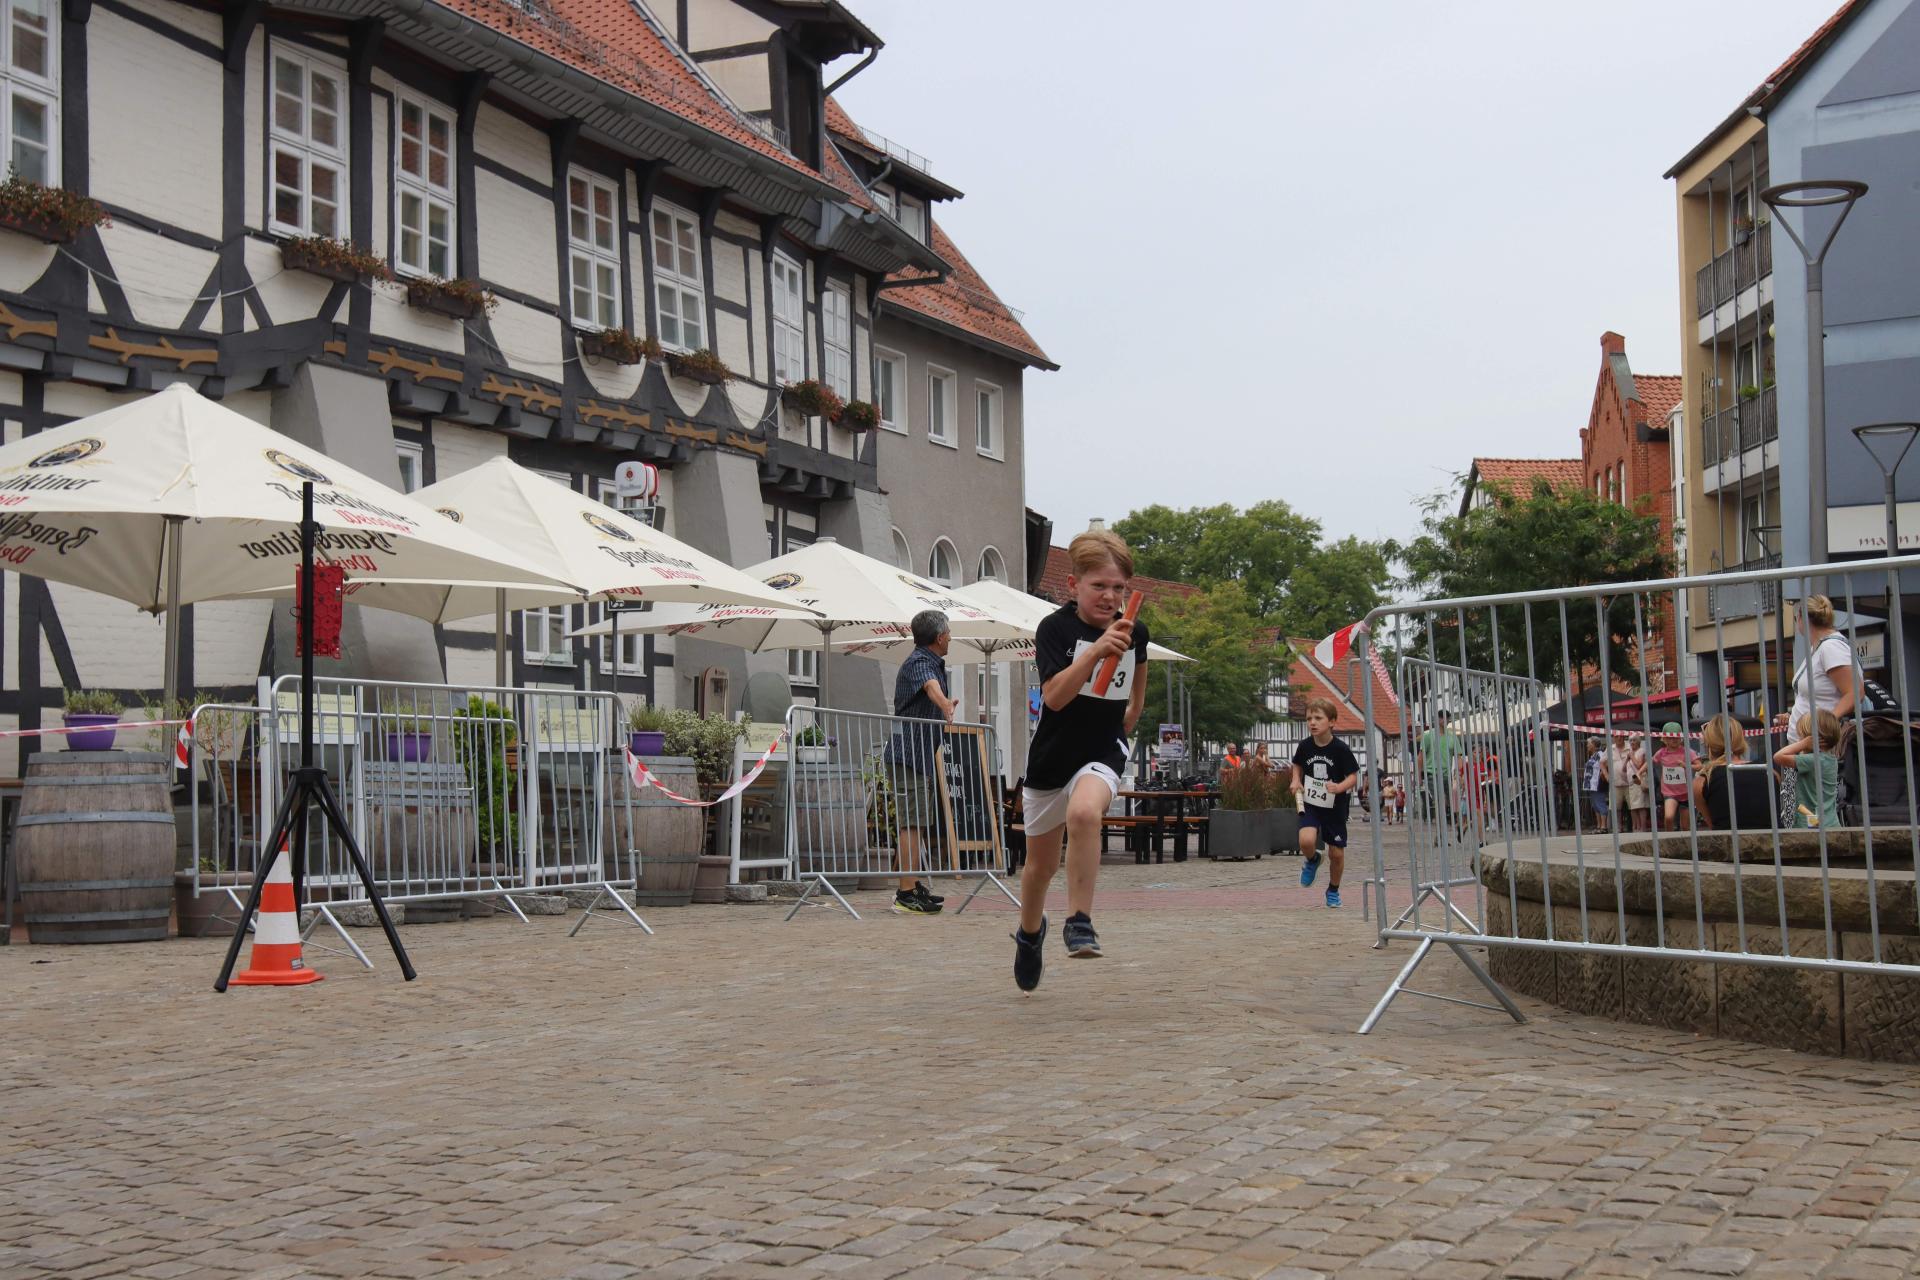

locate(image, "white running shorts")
[[1023, 762, 1121, 837]]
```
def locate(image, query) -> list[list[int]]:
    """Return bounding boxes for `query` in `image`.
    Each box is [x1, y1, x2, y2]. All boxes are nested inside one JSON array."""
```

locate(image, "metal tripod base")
[[951, 869, 1020, 915], [1357, 936, 1528, 1034], [1372, 883, 1480, 949], [301, 903, 374, 970], [569, 882, 653, 937], [784, 874, 860, 920]]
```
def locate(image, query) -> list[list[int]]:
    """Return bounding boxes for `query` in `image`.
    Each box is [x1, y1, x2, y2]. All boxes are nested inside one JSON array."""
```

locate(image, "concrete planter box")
[[1270, 808, 1299, 854], [1209, 809, 1265, 860]]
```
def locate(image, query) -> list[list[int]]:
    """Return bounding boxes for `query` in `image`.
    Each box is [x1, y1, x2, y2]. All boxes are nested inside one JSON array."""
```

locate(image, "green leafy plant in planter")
[[0, 172, 110, 244], [782, 378, 845, 420], [627, 701, 671, 756], [62, 688, 125, 751], [280, 235, 393, 284], [1738, 384, 1762, 402], [452, 696, 518, 857], [1211, 760, 1273, 861], [581, 328, 662, 365], [660, 710, 747, 792], [664, 348, 732, 385], [404, 274, 496, 319], [838, 399, 880, 431]]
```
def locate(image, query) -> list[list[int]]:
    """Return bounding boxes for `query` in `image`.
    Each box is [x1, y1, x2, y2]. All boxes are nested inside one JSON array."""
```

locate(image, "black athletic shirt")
[[1292, 735, 1360, 825], [1026, 603, 1150, 789]]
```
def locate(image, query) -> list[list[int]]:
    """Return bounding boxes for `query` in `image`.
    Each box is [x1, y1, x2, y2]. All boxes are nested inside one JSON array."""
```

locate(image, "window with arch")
[[976, 546, 1006, 584], [927, 539, 958, 587], [891, 527, 912, 572]]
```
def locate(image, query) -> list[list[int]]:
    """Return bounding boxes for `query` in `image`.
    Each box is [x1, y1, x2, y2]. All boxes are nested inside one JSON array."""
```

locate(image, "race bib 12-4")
[[1304, 776, 1333, 808]]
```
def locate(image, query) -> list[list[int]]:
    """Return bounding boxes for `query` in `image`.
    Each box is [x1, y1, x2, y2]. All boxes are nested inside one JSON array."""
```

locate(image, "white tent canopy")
[[0, 383, 574, 702]]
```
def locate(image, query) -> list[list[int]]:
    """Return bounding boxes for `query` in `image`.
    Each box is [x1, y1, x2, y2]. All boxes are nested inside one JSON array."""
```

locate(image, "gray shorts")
[[890, 765, 941, 831]]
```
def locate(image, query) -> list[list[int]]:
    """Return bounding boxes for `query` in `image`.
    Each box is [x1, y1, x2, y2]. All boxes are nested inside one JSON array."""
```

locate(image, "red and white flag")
[[1312, 621, 1366, 669], [175, 721, 192, 768]]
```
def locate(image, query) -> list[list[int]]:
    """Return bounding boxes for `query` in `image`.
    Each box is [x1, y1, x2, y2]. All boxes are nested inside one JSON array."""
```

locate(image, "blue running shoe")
[[1300, 854, 1321, 887], [1326, 888, 1341, 908]]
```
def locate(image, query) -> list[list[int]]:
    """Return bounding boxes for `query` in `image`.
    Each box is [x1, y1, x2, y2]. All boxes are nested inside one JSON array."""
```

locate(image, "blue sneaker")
[[1326, 888, 1341, 909], [1300, 854, 1321, 887]]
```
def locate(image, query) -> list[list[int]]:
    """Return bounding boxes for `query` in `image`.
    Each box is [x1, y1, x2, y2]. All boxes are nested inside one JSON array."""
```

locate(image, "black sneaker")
[[1063, 913, 1102, 958], [893, 889, 939, 915], [913, 880, 946, 907], [1012, 916, 1046, 991]]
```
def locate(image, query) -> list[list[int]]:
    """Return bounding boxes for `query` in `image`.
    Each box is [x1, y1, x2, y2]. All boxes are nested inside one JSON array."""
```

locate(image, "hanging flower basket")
[[581, 328, 663, 365], [405, 275, 495, 320], [0, 175, 109, 245], [782, 378, 846, 420], [665, 348, 732, 385], [281, 236, 393, 285], [838, 399, 880, 431]]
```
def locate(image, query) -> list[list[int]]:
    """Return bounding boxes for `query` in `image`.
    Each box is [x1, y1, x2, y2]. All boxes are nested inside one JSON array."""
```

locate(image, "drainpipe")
[[824, 47, 878, 97]]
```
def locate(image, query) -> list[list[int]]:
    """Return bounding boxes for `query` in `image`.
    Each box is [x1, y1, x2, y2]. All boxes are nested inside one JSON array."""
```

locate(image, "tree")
[[1391, 477, 1673, 689], [1114, 501, 1391, 631], [1135, 581, 1281, 753]]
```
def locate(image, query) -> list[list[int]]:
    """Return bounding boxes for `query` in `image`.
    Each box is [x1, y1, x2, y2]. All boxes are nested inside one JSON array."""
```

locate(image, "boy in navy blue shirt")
[[1291, 697, 1360, 908]]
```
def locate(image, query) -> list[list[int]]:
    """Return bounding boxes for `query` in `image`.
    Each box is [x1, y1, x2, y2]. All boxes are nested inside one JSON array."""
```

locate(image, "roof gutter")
[[824, 45, 878, 97]]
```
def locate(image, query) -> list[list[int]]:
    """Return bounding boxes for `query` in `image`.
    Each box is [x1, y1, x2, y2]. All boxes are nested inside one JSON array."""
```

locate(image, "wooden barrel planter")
[[606, 755, 702, 907], [15, 751, 175, 943]]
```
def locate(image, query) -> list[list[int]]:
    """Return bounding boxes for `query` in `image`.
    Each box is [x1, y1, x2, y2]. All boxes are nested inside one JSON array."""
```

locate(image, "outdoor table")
[[1115, 789, 1217, 864]]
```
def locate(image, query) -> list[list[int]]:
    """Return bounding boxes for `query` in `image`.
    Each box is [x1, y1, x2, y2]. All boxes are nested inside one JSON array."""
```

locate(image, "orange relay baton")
[[1092, 591, 1145, 696]]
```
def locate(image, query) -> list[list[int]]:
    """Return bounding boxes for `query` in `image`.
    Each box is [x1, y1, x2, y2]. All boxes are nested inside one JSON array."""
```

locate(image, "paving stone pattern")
[[5, 826, 1920, 1278]]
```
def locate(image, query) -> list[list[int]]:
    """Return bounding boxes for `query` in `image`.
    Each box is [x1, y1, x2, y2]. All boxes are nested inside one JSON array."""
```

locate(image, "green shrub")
[[452, 696, 518, 855], [661, 710, 746, 790], [62, 688, 123, 716]]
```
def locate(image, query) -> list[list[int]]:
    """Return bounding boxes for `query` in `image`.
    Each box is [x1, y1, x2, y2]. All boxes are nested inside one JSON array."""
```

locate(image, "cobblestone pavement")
[[6, 822, 1920, 1279]]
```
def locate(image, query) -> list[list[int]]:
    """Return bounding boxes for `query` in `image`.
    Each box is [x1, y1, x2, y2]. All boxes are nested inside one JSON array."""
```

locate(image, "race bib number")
[[1661, 765, 1686, 788], [1304, 776, 1333, 808], [1069, 639, 1135, 702]]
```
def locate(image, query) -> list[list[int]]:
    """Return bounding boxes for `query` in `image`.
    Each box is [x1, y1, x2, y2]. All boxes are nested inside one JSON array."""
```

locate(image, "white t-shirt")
[[1789, 633, 1852, 730]]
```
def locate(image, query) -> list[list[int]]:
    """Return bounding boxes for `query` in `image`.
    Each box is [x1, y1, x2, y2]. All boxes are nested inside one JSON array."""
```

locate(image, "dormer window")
[[871, 182, 897, 220], [897, 195, 925, 243]]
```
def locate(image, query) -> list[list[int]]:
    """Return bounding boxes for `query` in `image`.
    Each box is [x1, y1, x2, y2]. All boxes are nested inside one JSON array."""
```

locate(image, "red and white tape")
[[0, 716, 189, 741], [623, 733, 786, 808], [1542, 720, 1774, 743]]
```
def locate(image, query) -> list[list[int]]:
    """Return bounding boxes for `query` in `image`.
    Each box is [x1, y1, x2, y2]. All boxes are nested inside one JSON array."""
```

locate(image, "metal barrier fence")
[[781, 704, 1017, 920], [187, 677, 649, 964], [1359, 554, 1920, 1034]]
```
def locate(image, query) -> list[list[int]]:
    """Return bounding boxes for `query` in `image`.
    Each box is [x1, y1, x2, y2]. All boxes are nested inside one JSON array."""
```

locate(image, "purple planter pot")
[[385, 732, 433, 762], [629, 730, 666, 756], [63, 713, 119, 751]]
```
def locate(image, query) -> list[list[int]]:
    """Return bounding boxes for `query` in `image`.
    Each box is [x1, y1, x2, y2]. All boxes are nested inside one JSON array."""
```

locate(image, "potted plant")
[[782, 378, 845, 420], [839, 399, 880, 431], [665, 347, 731, 385], [404, 275, 495, 320], [0, 173, 110, 244], [581, 328, 662, 365], [628, 701, 670, 757], [384, 715, 434, 762], [1209, 760, 1267, 860], [452, 696, 518, 862], [1738, 384, 1762, 402], [661, 711, 748, 903], [794, 723, 832, 765], [62, 688, 124, 750], [280, 235, 393, 285]]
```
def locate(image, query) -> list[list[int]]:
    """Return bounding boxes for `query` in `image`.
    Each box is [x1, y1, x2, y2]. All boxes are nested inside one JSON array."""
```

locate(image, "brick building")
[[1580, 331, 1683, 688]]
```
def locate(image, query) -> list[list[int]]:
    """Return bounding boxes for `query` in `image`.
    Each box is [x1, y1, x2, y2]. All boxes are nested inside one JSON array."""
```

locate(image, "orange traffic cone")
[[230, 841, 323, 987]]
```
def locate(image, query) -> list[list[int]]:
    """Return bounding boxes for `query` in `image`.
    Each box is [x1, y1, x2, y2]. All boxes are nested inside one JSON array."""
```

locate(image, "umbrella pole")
[[819, 623, 833, 707], [161, 515, 183, 713], [494, 589, 507, 688]]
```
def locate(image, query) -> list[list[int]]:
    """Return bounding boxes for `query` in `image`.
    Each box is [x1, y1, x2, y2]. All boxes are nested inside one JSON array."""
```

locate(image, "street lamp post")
[[1760, 180, 1867, 571], [1851, 422, 1919, 707]]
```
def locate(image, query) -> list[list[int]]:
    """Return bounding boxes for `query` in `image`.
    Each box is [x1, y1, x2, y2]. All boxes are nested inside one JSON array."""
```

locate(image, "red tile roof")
[[1634, 375, 1683, 425], [825, 96, 867, 144], [1034, 546, 1197, 610], [1274, 635, 1401, 736], [885, 222, 1055, 368], [1471, 458, 1585, 491]]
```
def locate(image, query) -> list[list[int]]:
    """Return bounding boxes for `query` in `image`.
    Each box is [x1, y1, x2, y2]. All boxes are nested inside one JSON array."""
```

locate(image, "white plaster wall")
[[242, 38, 263, 234], [475, 103, 550, 184], [43, 382, 141, 419], [664, 375, 709, 417], [685, 0, 776, 49], [368, 282, 469, 353], [124, 0, 220, 46], [370, 93, 390, 257], [96, 225, 216, 331], [579, 353, 644, 402], [477, 173, 558, 301], [704, 58, 770, 114], [193, 599, 273, 686], [90, 10, 223, 239], [714, 310, 751, 381], [725, 378, 764, 426], [246, 237, 332, 330], [0, 235, 56, 293], [488, 300, 562, 378], [714, 211, 757, 240]]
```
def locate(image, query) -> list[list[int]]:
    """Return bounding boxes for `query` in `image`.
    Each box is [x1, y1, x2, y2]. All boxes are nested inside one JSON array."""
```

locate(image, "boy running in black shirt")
[[1012, 529, 1150, 991], [1291, 697, 1360, 908]]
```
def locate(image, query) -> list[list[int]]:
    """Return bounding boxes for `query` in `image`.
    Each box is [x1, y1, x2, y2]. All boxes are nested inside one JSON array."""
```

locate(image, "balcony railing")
[[1706, 554, 1781, 622], [1700, 384, 1778, 464], [1694, 223, 1774, 317]]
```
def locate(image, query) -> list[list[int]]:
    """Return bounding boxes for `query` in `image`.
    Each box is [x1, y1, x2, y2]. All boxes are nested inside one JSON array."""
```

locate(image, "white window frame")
[[788, 646, 818, 687], [822, 283, 852, 399], [566, 168, 621, 330], [650, 199, 705, 352], [928, 538, 958, 587], [522, 470, 577, 665], [976, 546, 1006, 584], [974, 380, 1002, 460], [871, 182, 897, 220], [0, 0, 57, 187], [594, 482, 653, 675], [392, 91, 455, 280], [927, 366, 956, 448], [268, 45, 348, 239], [875, 348, 907, 434], [770, 250, 806, 384], [393, 439, 423, 494], [898, 194, 925, 242], [891, 527, 913, 572]]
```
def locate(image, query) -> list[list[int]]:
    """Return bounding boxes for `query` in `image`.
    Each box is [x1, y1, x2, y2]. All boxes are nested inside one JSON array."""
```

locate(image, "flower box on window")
[[281, 236, 393, 285], [838, 400, 880, 432], [666, 348, 732, 385], [0, 177, 111, 245], [405, 276, 495, 320], [580, 329, 663, 366], [782, 378, 845, 420]]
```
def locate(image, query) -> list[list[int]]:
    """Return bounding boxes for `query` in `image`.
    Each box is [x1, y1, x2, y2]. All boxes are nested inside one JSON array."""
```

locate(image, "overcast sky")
[[833, 1, 1832, 550]]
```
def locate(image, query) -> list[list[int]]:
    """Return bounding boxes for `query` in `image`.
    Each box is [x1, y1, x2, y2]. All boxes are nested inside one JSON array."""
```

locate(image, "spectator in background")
[[1583, 741, 1608, 830], [885, 609, 956, 916]]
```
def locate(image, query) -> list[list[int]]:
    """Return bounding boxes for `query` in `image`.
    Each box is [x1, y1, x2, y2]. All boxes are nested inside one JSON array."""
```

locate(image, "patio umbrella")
[[399, 458, 815, 685], [831, 578, 1193, 665], [569, 537, 1023, 703], [0, 383, 575, 706]]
